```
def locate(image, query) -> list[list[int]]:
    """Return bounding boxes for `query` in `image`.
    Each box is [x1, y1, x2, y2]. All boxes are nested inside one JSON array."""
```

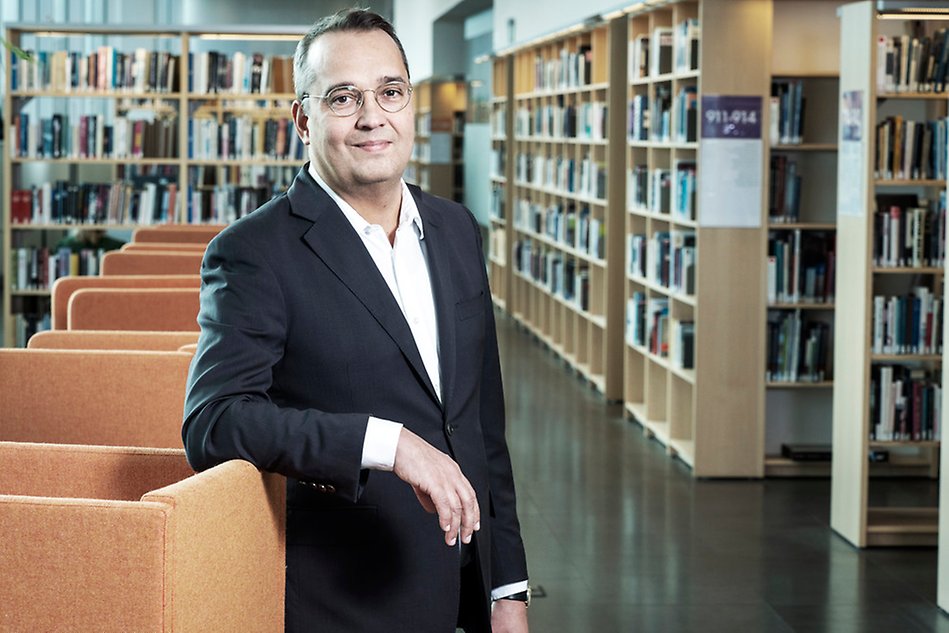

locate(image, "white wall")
[[393, 0, 458, 80], [493, 0, 627, 50]]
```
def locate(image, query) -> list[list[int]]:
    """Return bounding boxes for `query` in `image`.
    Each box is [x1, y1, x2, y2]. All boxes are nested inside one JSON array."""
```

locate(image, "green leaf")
[[1, 39, 32, 62]]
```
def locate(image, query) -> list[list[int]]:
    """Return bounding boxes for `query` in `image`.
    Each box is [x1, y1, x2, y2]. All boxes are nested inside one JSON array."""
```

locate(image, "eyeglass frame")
[[300, 80, 414, 117]]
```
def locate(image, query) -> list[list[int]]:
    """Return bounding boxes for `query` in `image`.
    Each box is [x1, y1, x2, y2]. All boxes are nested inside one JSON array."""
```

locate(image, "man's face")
[[296, 29, 414, 196]]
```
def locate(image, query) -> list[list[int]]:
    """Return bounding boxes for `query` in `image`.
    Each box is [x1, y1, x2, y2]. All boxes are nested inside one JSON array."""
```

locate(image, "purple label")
[[701, 95, 762, 139]]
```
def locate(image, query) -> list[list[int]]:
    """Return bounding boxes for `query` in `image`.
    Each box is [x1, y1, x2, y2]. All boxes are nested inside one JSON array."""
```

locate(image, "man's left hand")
[[491, 599, 529, 633]]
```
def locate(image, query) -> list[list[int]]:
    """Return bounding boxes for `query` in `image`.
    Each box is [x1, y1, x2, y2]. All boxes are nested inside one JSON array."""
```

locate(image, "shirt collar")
[[308, 163, 425, 240]]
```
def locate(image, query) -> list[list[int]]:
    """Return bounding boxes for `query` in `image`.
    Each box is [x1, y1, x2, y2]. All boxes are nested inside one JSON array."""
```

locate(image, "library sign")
[[698, 95, 763, 228]]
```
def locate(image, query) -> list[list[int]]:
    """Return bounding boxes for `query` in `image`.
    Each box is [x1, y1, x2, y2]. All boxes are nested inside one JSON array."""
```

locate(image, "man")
[[182, 9, 529, 633]]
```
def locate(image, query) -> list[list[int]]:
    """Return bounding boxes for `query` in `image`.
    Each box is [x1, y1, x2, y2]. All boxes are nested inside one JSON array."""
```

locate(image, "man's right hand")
[[393, 427, 480, 547]]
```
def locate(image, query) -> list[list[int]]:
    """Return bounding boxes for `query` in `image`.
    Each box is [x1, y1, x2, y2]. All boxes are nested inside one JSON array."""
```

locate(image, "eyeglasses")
[[301, 81, 413, 117]]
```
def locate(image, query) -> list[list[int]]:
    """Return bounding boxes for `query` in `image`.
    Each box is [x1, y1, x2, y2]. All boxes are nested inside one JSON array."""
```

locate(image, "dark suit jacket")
[[183, 167, 528, 632]]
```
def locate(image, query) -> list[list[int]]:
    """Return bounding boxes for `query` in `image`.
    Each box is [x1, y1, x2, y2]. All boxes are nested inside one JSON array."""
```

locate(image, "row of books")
[[189, 164, 296, 192], [874, 116, 948, 180], [491, 183, 506, 221], [872, 289, 943, 356], [489, 227, 506, 265], [490, 145, 507, 180], [185, 185, 274, 225], [515, 199, 605, 260], [11, 113, 178, 159], [629, 21, 700, 81], [870, 366, 942, 442], [11, 179, 179, 226], [625, 295, 696, 368], [627, 86, 696, 144], [769, 155, 803, 223], [514, 103, 608, 141], [492, 107, 507, 138], [769, 79, 806, 145], [10, 246, 104, 291], [873, 193, 946, 268], [12, 48, 179, 93], [513, 239, 592, 312], [188, 116, 304, 161], [514, 153, 607, 200], [767, 230, 836, 304], [877, 30, 949, 94], [531, 45, 594, 92], [418, 111, 464, 136], [627, 162, 696, 221], [13, 313, 51, 349], [190, 52, 294, 95], [766, 311, 830, 383], [627, 231, 696, 295]]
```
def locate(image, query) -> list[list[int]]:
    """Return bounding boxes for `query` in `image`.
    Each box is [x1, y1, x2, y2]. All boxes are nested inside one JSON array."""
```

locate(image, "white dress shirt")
[[308, 164, 438, 471]]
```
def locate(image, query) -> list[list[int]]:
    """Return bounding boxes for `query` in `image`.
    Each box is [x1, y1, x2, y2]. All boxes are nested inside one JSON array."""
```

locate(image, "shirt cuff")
[[360, 416, 403, 471], [491, 580, 529, 601]]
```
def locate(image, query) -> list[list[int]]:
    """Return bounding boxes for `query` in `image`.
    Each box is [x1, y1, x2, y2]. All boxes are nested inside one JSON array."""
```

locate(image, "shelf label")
[[698, 95, 763, 228], [839, 90, 865, 218]]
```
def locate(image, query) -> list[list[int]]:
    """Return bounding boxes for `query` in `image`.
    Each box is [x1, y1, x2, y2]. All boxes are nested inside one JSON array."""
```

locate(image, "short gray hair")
[[293, 8, 410, 100]]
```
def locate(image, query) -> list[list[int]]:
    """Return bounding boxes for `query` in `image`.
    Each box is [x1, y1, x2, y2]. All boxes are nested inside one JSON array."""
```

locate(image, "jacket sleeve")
[[467, 211, 529, 588], [182, 226, 369, 502]]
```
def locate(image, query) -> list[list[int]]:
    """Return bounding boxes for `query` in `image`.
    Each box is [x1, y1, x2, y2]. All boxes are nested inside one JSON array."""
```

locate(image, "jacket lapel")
[[411, 185, 457, 415], [287, 169, 441, 406]]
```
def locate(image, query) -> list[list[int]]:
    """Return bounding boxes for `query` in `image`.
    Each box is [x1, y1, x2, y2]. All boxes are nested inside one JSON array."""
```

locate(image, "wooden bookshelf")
[[490, 56, 514, 311], [2, 23, 307, 347], [504, 15, 626, 400], [832, 1, 944, 550], [622, 0, 768, 477], [763, 0, 845, 478], [405, 78, 466, 203]]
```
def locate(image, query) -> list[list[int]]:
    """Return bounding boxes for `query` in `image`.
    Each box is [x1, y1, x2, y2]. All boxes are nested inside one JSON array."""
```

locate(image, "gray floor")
[[496, 312, 949, 633]]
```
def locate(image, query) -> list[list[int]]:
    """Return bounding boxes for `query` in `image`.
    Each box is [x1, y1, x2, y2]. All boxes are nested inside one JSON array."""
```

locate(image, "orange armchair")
[[0, 442, 285, 632], [132, 225, 224, 244], [28, 330, 199, 351], [0, 349, 190, 448], [67, 288, 200, 331], [51, 275, 200, 329], [100, 251, 204, 275]]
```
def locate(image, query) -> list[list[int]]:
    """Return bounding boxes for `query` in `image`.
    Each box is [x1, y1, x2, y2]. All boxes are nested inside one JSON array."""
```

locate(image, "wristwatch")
[[497, 587, 531, 608]]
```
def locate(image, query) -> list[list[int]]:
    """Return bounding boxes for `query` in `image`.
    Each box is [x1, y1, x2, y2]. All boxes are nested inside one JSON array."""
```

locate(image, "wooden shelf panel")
[[768, 223, 836, 231], [627, 274, 696, 306], [866, 507, 938, 547], [877, 92, 949, 100], [12, 90, 183, 99], [767, 302, 835, 310], [627, 207, 697, 227], [514, 136, 608, 146], [772, 143, 837, 152], [10, 223, 155, 230], [514, 227, 606, 267], [627, 140, 698, 150], [12, 157, 182, 165], [766, 381, 834, 389], [874, 179, 946, 187], [513, 181, 607, 207], [870, 354, 941, 363]]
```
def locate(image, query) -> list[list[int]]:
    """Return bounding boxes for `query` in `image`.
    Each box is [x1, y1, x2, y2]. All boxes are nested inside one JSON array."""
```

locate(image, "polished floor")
[[495, 313, 949, 633]]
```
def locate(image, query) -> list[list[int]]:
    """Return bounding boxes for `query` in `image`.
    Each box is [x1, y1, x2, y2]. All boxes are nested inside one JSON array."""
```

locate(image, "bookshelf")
[[490, 56, 513, 310], [1, 24, 306, 347], [763, 0, 844, 478], [623, 0, 768, 477], [832, 1, 945, 548], [406, 78, 466, 202], [505, 15, 626, 399]]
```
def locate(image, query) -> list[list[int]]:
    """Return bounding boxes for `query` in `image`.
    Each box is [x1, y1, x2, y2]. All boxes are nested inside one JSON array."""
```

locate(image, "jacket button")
[[446, 424, 455, 437]]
